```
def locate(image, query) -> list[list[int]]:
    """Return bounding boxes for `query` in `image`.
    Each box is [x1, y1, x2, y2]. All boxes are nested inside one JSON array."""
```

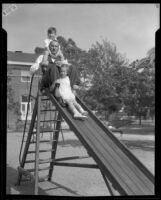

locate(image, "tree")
[[147, 47, 155, 67], [34, 47, 45, 55], [7, 73, 21, 128], [123, 58, 155, 124], [57, 36, 90, 82], [82, 39, 128, 120]]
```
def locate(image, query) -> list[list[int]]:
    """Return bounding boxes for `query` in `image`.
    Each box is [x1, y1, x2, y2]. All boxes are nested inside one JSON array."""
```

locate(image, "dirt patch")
[[6, 129, 154, 196]]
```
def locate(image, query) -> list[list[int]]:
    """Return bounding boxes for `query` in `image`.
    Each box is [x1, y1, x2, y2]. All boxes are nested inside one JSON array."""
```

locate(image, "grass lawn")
[[116, 119, 155, 135]]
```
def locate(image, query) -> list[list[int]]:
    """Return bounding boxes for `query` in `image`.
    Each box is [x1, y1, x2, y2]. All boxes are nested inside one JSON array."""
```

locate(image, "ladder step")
[[41, 98, 50, 101], [30, 139, 57, 144], [27, 149, 55, 154], [39, 94, 47, 97], [30, 95, 36, 99], [26, 166, 51, 172], [25, 158, 54, 164], [39, 158, 54, 164], [40, 119, 62, 122], [39, 175, 49, 182], [40, 109, 57, 112], [33, 119, 62, 124], [32, 129, 59, 134], [61, 128, 70, 131]]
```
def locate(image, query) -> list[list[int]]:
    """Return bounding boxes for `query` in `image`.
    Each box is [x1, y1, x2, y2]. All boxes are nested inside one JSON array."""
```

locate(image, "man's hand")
[[73, 85, 80, 90], [55, 61, 63, 67], [50, 82, 55, 92]]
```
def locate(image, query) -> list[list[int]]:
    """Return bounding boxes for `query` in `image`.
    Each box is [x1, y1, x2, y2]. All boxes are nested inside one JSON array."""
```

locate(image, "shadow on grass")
[[58, 139, 83, 148], [49, 180, 80, 196], [58, 137, 154, 152], [121, 125, 155, 135], [6, 165, 47, 195], [6, 165, 80, 196], [122, 140, 154, 151]]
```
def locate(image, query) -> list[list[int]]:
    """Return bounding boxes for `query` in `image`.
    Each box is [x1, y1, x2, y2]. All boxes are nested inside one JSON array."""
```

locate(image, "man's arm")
[[49, 79, 60, 92], [41, 50, 49, 66]]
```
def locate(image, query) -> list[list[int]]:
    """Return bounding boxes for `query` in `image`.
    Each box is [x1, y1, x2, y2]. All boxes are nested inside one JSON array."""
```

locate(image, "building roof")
[[7, 51, 39, 63]]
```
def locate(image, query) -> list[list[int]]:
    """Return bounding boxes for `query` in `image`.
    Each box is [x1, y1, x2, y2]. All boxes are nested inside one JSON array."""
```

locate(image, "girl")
[[50, 64, 88, 119]]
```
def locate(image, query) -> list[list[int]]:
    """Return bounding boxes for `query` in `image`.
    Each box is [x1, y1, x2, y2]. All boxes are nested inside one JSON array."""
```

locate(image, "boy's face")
[[48, 32, 56, 40], [60, 67, 68, 78], [49, 41, 59, 55]]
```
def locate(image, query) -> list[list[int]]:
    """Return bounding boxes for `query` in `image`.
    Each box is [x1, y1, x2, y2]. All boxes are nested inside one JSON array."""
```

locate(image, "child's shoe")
[[74, 113, 87, 120], [81, 111, 88, 116]]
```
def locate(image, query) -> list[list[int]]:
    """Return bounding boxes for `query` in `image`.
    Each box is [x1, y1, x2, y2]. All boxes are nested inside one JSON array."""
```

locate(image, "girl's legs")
[[73, 100, 88, 116], [73, 100, 84, 113], [65, 99, 82, 117]]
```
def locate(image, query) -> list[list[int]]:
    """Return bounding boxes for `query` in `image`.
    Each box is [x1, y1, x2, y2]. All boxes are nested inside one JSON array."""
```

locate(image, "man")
[[40, 40, 80, 93]]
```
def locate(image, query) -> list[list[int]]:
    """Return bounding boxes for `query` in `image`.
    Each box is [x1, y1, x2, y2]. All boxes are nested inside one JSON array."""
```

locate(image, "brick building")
[[7, 51, 41, 128]]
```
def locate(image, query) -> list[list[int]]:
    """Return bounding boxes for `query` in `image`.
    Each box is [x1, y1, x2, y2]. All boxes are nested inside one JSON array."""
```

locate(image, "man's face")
[[49, 41, 59, 55]]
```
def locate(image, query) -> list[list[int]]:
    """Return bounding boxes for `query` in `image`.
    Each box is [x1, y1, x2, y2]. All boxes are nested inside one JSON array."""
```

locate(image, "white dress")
[[55, 76, 75, 100]]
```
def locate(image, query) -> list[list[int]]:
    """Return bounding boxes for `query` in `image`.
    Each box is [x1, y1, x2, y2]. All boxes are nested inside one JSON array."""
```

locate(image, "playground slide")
[[46, 89, 154, 195]]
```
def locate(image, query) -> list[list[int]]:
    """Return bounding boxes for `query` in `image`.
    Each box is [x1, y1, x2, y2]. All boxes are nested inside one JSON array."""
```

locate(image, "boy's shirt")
[[30, 55, 44, 74]]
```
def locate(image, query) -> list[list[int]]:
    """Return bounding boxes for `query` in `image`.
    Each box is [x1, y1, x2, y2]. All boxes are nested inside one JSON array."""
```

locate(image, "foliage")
[[7, 72, 21, 127], [147, 47, 155, 67], [34, 47, 45, 55], [123, 58, 155, 124], [7, 74, 14, 110]]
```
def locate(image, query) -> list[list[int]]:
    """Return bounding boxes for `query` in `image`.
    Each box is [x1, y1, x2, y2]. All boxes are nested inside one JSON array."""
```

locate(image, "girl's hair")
[[48, 27, 57, 35], [61, 64, 69, 71]]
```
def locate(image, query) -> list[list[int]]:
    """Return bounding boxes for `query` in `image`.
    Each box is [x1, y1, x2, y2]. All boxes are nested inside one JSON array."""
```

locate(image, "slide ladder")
[[16, 81, 64, 194]]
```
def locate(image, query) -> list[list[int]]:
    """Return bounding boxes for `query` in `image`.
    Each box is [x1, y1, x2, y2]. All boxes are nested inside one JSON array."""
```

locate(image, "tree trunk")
[[7, 110, 10, 128], [105, 111, 109, 121], [139, 115, 142, 125]]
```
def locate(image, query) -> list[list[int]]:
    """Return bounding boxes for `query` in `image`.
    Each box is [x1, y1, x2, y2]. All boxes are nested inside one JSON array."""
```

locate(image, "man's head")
[[49, 40, 59, 55]]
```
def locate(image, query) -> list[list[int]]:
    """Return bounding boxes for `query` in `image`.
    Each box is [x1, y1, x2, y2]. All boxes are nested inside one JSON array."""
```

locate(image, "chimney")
[[15, 51, 22, 53]]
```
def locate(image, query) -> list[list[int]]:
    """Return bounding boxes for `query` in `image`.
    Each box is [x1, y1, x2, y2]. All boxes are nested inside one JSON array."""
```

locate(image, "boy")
[[50, 64, 88, 119], [42, 27, 64, 67], [30, 27, 64, 75]]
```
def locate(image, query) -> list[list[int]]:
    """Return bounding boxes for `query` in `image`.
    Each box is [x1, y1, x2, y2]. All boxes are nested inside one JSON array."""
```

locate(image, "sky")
[[2, 3, 160, 62]]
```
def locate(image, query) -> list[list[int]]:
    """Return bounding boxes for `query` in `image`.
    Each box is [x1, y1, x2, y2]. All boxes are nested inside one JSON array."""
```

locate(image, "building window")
[[21, 95, 32, 120], [21, 70, 31, 82]]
